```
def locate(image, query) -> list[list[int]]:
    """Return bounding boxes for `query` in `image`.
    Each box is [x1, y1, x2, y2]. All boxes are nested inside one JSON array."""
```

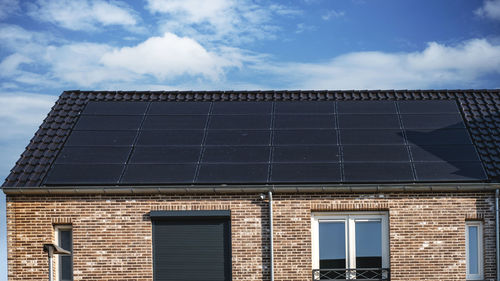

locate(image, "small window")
[[466, 221, 483, 280], [312, 212, 389, 280], [55, 225, 73, 281]]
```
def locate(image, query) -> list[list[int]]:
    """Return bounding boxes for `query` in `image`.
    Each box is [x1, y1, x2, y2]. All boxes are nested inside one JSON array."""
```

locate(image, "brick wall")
[[5, 192, 497, 280]]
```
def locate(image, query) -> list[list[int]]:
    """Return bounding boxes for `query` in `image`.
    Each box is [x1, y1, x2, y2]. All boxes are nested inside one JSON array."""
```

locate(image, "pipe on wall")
[[268, 191, 274, 281], [496, 189, 499, 281]]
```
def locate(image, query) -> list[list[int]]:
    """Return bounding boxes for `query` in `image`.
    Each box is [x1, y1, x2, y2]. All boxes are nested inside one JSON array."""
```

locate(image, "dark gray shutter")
[[151, 211, 231, 281]]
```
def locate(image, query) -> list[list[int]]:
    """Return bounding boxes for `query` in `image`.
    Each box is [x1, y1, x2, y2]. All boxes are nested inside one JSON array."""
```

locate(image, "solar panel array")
[[43, 100, 487, 185]]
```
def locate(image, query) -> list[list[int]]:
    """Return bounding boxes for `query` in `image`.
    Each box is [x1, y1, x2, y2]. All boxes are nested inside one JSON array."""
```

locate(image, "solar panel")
[[337, 101, 397, 114], [338, 114, 400, 129], [343, 163, 414, 182], [55, 147, 131, 164], [142, 115, 208, 130], [342, 145, 409, 162], [274, 129, 337, 145], [274, 102, 335, 114], [209, 115, 271, 130], [83, 102, 149, 115], [44, 164, 124, 184], [44, 100, 487, 185], [130, 147, 201, 163], [274, 115, 336, 129], [205, 130, 271, 146], [75, 115, 143, 130], [202, 146, 270, 163], [197, 164, 269, 183], [273, 146, 340, 162], [122, 164, 197, 184], [271, 163, 341, 182], [65, 131, 137, 146]]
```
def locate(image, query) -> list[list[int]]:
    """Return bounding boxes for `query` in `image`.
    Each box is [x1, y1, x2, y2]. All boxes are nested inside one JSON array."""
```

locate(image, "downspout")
[[268, 191, 274, 281], [496, 189, 499, 281]]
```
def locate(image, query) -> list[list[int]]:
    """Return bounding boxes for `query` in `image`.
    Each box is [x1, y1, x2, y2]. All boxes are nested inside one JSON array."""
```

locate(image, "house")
[[2, 89, 500, 281]]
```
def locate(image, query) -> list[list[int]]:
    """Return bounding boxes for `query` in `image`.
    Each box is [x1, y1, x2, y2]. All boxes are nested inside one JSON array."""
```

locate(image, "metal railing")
[[312, 268, 390, 280]]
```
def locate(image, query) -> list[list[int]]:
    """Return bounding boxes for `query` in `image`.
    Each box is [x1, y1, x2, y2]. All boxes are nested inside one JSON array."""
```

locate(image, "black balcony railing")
[[312, 268, 390, 280]]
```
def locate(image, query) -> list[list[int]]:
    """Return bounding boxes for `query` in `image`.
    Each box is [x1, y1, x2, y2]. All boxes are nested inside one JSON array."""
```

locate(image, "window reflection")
[[319, 222, 345, 269]]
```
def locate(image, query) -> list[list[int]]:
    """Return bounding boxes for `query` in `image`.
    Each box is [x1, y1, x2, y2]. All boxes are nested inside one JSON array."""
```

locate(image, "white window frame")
[[465, 221, 483, 280], [54, 225, 73, 281], [311, 212, 390, 271]]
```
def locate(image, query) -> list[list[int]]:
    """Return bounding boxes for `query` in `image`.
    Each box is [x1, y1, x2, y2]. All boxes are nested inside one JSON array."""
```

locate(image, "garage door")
[[151, 210, 232, 281]]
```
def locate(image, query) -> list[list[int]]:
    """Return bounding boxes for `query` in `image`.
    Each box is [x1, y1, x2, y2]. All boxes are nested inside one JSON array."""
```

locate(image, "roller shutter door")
[[151, 211, 231, 281]]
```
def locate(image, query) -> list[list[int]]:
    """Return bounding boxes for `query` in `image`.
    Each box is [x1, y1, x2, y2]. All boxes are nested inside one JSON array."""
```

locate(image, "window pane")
[[355, 221, 382, 268], [58, 229, 73, 281], [468, 226, 479, 275], [319, 222, 345, 269]]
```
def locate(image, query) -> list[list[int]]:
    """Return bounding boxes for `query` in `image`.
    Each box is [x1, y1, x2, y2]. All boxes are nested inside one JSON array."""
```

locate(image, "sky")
[[0, 0, 500, 279]]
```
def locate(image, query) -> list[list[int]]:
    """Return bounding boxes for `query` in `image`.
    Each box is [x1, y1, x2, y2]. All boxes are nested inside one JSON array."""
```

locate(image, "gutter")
[[2, 183, 500, 195]]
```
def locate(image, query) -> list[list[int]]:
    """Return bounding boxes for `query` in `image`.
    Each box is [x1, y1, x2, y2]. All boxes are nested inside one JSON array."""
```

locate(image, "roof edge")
[[3, 183, 500, 195]]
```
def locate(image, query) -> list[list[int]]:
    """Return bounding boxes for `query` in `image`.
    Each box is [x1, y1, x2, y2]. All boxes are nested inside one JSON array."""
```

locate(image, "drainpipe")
[[268, 191, 274, 281], [496, 189, 499, 281]]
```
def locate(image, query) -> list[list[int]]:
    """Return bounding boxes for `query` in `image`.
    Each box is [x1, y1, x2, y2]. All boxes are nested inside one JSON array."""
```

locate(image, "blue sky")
[[1, 0, 500, 279]]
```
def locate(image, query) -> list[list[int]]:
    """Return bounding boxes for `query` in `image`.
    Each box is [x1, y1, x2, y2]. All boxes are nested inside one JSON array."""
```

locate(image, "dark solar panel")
[[44, 164, 124, 184], [122, 164, 197, 184], [197, 164, 269, 183], [209, 115, 271, 130], [401, 114, 464, 129], [414, 162, 487, 181], [274, 129, 337, 145], [142, 115, 208, 130], [202, 146, 270, 163], [212, 102, 272, 114], [136, 130, 204, 146], [275, 101, 335, 114], [273, 146, 340, 163], [74, 115, 143, 130], [205, 130, 271, 146], [338, 114, 400, 129], [398, 100, 460, 113], [274, 115, 336, 129], [130, 147, 201, 163], [271, 163, 341, 182], [342, 145, 409, 162], [337, 101, 397, 114], [44, 100, 486, 185], [148, 102, 210, 115], [343, 163, 414, 182], [83, 102, 149, 115], [55, 147, 131, 164], [340, 129, 405, 145], [65, 131, 137, 146]]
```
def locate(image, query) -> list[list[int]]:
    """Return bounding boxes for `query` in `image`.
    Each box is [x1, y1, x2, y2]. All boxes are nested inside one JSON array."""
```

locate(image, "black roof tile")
[[2, 89, 500, 187]]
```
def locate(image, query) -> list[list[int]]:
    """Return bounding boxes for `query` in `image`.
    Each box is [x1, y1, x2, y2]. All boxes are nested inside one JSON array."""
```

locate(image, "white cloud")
[[322, 10, 345, 20], [255, 39, 500, 89], [0, 26, 246, 88], [0, 54, 32, 75], [0, 92, 57, 183], [296, 23, 316, 34], [0, 92, 56, 138], [0, 0, 19, 19], [475, 0, 500, 20], [27, 0, 139, 31], [146, 0, 298, 44], [101, 33, 238, 81]]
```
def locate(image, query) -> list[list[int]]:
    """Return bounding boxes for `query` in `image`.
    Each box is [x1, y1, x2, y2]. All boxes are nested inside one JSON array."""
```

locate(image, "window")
[[312, 212, 389, 280], [466, 221, 483, 280], [55, 225, 73, 281]]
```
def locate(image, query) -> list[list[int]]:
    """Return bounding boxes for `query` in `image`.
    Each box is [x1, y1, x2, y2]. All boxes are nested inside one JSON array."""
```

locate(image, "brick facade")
[[6, 191, 497, 280]]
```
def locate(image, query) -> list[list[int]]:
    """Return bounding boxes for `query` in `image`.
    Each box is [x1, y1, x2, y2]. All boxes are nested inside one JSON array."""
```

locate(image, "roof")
[[3, 89, 500, 188]]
